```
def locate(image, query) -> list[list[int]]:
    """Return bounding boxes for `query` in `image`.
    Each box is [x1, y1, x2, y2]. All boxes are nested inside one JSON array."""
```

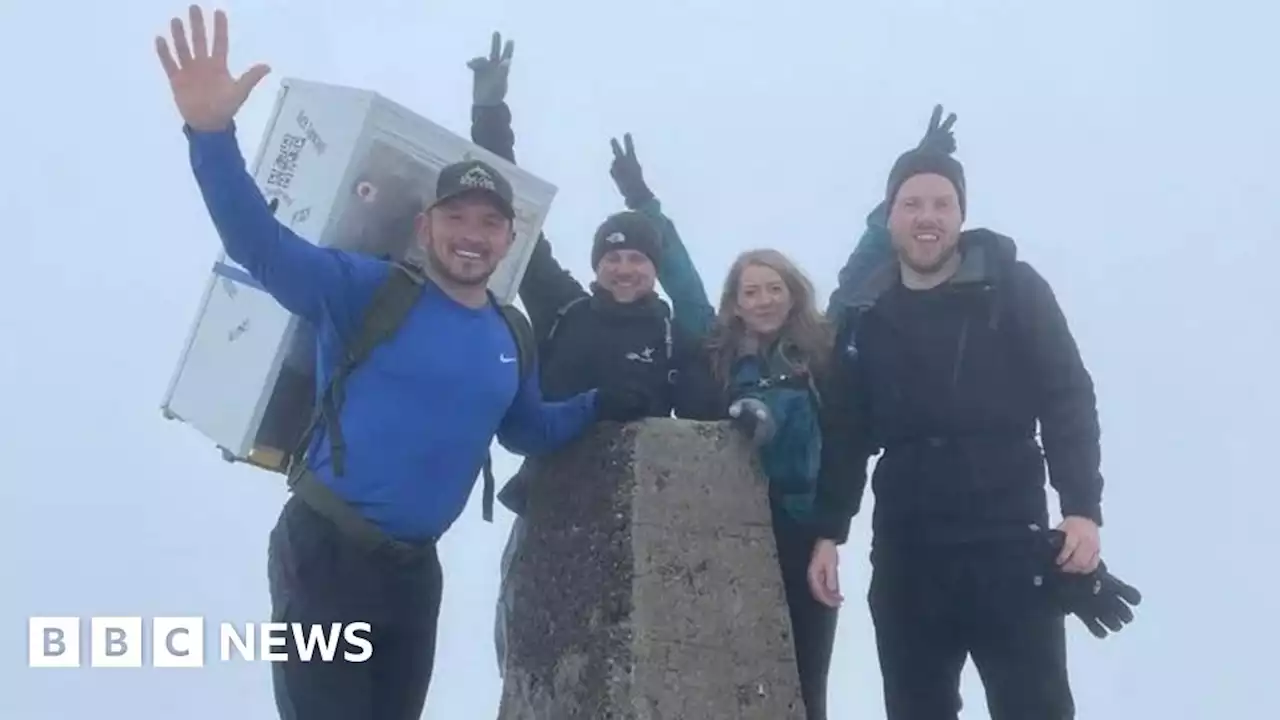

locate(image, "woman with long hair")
[[667, 245, 840, 720]]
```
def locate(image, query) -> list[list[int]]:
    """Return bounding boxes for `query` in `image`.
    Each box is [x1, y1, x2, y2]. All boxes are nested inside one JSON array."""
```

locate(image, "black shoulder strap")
[[479, 300, 538, 523], [544, 295, 589, 348], [837, 302, 873, 365], [959, 229, 1021, 333], [980, 243, 1020, 334], [497, 303, 536, 382], [286, 261, 426, 484], [349, 261, 428, 368]]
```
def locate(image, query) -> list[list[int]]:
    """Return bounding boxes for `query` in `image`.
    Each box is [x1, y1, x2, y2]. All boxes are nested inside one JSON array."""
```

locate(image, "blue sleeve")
[[496, 363, 599, 456], [185, 124, 386, 330], [633, 197, 715, 340], [825, 201, 894, 317]]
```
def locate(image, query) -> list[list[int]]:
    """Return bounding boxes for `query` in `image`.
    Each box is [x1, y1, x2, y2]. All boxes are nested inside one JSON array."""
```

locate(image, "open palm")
[[155, 5, 270, 132]]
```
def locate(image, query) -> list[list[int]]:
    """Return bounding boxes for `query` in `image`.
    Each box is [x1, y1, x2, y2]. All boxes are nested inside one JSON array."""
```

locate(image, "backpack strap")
[[662, 314, 679, 386], [543, 295, 589, 348], [497, 303, 536, 381], [836, 302, 874, 371], [663, 315, 673, 363], [283, 262, 541, 526], [954, 229, 1021, 333], [286, 261, 426, 485], [480, 300, 537, 523]]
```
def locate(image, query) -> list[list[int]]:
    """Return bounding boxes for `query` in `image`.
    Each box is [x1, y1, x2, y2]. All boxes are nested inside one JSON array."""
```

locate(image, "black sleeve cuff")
[[1060, 496, 1103, 528], [622, 186, 656, 210], [470, 103, 515, 162], [812, 513, 852, 545]]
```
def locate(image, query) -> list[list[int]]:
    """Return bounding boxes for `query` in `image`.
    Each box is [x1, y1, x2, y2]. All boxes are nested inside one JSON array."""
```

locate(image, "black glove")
[[916, 104, 958, 155], [609, 133, 655, 209], [595, 386, 649, 422], [467, 31, 513, 107], [1042, 530, 1143, 639]]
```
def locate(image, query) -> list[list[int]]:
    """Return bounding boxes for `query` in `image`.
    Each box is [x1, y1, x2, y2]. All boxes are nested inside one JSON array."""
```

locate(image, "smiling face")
[[414, 190, 514, 287], [595, 249, 657, 303], [887, 172, 964, 276], [734, 263, 794, 338]]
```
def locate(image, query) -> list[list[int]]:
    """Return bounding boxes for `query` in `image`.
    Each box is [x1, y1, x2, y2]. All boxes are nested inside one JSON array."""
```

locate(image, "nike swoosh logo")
[[500, 354, 517, 363]]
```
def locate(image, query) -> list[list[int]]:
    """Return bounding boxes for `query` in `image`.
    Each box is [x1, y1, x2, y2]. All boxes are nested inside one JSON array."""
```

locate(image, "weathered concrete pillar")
[[496, 418, 806, 720]]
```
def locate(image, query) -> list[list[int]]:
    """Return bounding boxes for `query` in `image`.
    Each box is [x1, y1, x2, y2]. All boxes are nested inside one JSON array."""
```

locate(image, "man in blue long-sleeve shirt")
[[157, 8, 641, 718]]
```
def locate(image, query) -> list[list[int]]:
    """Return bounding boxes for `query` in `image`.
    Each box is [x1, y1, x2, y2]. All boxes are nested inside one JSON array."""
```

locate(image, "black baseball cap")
[[428, 158, 515, 219]]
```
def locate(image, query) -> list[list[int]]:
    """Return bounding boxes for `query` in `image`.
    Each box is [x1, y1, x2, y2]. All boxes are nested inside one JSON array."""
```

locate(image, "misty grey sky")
[[2, 1, 1276, 717]]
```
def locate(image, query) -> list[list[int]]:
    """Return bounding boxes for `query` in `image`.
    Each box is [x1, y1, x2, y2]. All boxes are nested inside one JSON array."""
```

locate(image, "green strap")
[[487, 302, 535, 523], [482, 454, 496, 522], [286, 262, 426, 482], [292, 469, 437, 557], [287, 265, 531, 529]]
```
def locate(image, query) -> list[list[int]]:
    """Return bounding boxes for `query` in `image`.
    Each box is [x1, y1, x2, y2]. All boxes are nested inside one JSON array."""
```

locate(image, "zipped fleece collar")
[[586, 281, 672, 322]]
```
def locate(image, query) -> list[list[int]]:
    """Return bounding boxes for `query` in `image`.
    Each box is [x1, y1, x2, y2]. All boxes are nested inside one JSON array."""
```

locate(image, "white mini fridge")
[[161, 78, 558, 473]]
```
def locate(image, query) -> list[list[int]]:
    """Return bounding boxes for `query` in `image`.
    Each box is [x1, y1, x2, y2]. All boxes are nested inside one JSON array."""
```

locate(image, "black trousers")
[[267, 496, 444, 720], [868, 539, 1075, 720], [773, 511, 840, 720]]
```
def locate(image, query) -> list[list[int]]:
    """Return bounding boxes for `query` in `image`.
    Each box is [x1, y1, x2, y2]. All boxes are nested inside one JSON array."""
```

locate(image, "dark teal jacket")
[[826, 200, 895, 323], [725, 343, 825, 523]]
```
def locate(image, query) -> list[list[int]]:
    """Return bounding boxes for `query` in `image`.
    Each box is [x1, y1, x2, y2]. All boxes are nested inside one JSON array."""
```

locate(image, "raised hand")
[[609, 133, 654, 209], [467, 31, 514, 107], [155, 5, 270, 132], [916, 104, 958, 155]]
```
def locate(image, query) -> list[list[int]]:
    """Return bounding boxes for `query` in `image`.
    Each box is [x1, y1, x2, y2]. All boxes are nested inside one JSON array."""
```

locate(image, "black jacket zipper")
[[951, 316, 970, 391]]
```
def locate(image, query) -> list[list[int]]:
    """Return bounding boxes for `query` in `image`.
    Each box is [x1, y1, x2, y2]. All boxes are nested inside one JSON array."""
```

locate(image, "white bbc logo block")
[[153, 617, 205, 668], [29, 617, 80, 667], [90, 617, 143, 668]]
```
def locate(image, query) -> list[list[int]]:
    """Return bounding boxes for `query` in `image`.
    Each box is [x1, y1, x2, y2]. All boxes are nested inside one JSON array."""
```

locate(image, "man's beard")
[[425, 243, 494, 287], [900, 242, 961, 277]]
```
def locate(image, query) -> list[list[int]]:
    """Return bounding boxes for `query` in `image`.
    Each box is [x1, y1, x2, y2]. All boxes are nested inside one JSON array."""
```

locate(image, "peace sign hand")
[[609, 133, 654, 209], [155, 5, 270, 132], [467, 31, 514, 107], [917, 104, 958, 155]]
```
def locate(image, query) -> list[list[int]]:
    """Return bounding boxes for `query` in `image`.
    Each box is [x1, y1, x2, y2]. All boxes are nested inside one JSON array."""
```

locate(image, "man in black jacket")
[[808, 145, 1107, 719], [467, 33, 703, 422], [465, 33, 709, 674]]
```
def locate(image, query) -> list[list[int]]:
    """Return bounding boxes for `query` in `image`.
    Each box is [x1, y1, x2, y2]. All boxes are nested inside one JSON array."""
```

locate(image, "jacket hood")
[[947, 228, 1019, 286]]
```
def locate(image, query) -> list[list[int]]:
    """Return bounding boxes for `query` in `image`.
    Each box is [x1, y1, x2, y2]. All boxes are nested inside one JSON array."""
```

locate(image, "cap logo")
[[459, 165, 497, 191], [605, 231, 626, 244]]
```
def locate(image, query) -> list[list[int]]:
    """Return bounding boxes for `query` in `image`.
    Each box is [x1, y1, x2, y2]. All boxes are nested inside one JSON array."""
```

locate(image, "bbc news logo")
[[28, 617, 373, 668]]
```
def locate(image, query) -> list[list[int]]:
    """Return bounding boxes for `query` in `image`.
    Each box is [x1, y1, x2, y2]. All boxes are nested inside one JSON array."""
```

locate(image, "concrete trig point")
[[497, 418, 806, 720]]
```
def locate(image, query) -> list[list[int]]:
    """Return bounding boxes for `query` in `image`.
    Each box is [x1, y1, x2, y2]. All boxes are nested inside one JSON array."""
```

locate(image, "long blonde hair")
[[705, 249, 835, 390]]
